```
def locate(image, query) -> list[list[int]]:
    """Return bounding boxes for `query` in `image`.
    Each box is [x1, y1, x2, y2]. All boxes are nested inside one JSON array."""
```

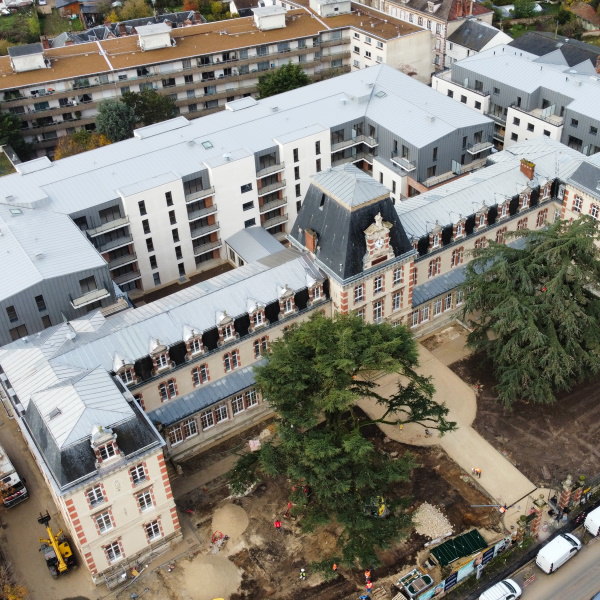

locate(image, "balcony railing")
[[190, 222, 220, 240], [467, 140, 494, 155], [262, 214, 289, 229], [390, 154, 416, 172], [257, 179, 286, 197], [185, 186, 215, 203], [259, 196, 287, 214], [108, 252, 137, 270], [330, 135, 378, 152], [96, 234, 133, 253], [193, 239, 222, 257], [187, 203, 218, 221], [87, 216, 129, 238], [256, 162, 285, 178], [71, 287, 111, 309], [112, 270, 142, 285], [332, 151, 373, 167]]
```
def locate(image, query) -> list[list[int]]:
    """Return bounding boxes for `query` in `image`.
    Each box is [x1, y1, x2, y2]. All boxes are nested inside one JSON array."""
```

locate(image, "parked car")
[[535, 533, 582, 574], [479, 579, 522, 600]]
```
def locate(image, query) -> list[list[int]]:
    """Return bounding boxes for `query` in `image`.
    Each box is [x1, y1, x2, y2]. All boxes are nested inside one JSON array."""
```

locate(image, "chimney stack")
[[520, 158, 535, 180], [304, 229, 318, 253]]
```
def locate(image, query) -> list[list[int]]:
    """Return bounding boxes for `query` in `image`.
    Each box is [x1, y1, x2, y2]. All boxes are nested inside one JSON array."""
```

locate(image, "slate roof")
[[566, 160, 600, 198], [385, 0, 491, 23], [8, 43, 44, 57], [290, 165, 413, 281], [225, 226, 285, 263], [508, 32, 600, 67], [447, 19, 499, 51], [148, 361, 263, 427]]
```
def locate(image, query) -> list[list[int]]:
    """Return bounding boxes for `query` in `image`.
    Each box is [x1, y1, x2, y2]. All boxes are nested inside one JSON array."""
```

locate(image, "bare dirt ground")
[[121, 421, 502, 600], [450, 353, 600, 488]]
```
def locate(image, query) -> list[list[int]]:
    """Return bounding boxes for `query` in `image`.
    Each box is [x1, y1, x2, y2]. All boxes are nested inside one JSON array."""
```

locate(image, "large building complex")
[[0, 138, 596, 584], [0, 64, 493, 345], [1, 1, 432, 155], [432, 35, 600, 154]]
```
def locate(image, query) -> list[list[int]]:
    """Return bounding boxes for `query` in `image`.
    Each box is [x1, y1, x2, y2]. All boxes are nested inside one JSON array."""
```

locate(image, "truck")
[[0, 444, 28, 508], [535, 532, 582, 574]]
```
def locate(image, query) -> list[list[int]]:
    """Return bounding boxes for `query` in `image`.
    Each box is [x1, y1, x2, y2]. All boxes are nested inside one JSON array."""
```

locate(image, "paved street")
[[0, 404, 97, 600], [511, 537, 600, 600]]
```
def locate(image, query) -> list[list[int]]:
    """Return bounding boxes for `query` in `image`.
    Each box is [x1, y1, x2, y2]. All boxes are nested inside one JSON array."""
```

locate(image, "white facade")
[[503, 106, 563, 148]]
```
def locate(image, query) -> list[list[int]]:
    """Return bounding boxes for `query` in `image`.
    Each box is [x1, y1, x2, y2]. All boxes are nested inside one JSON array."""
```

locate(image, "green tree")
[[54, 131, 110, 159], [511, 0, 536, 17], [119, 0, 153, 19], [462, 217, 600, 406], [0, 112, 32, 161], [95, 99, 136, 142], [229, 313, 455, 565], [257, 63, 310, 99], [121, 89, 177, 127]]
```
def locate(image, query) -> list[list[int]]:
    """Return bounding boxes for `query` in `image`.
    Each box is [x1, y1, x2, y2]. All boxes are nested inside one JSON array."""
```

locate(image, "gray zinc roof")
[[566, 160, 600, 198], [447, 19, 499, 51], [225, 226, 285, 263]]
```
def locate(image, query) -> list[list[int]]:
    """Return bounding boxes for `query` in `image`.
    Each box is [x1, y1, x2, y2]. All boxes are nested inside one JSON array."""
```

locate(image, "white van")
[[535, 533, 582, 574], [584, 506, 600, 536], [479, 579, 522, 600]]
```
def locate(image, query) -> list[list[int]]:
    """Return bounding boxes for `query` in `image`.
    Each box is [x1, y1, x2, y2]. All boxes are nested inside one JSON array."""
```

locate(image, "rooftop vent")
[[48, 407, 62, 420]]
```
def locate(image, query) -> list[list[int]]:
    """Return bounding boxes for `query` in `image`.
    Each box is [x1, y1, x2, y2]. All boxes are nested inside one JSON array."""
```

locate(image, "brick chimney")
[[520, 159, 535, 180], [40, 35, 50, 49], [304, 229, 318, 253]]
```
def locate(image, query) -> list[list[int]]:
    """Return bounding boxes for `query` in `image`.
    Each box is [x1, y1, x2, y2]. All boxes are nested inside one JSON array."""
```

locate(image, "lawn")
[[39, 9, 83, 36], [0, 154, 16, 177]]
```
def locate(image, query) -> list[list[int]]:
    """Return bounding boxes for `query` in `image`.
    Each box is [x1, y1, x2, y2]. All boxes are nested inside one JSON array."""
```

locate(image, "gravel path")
[[413, 502, 453, 539]]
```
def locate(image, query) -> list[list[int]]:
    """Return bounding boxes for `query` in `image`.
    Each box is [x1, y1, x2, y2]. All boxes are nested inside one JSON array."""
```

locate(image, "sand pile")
[[413, 502, 453, 539], [181, 554, 241, 600], [211, 502, 249, 542]]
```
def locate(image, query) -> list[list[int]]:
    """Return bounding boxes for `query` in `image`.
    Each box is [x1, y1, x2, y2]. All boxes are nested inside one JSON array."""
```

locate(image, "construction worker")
[[274, 519, 282, 531], [366, 581, 374, 592], [364, 569, 371, 581], [299, 568, 306, 580]]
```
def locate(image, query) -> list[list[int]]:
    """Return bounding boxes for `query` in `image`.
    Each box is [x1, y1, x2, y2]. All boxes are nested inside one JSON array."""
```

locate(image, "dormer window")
[[500, 203, 509, 219], [478, 213, 486, 228], [253, 311, 264, 327], [156, 353, 169, 370], [119, 367, 136, 385], [519, 194, 529, 210], [431, 233, 440, 249], [223, 323, 234, 339], [98, 443, 117, 461], [455, 222, 464, 238], [310, 284, 323, 302], [284, 298, 294, 314], [278, 285, 296, 315], [190, 337, 202, 355], [427, 1, 434, 11]]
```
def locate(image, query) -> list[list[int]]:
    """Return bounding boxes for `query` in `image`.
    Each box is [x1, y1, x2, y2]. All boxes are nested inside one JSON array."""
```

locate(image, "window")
[[572, 196, 583, 213], [447, 90, 454, 98], [527, 123, 534, 132], [411, 310, 419, 328], [293, 148, 299, 162], [119, 368, 135, 385], [224, 349, 240, 372], [474, 101, 481, 110], [393, 267, 403, 286], [294, 166, 300, 180], [149, 255, 157, 270], [316, 158, 322, 172], [493, 87, 500, 95], [590, 204, 600, 220], [373, 275, 384, 294], [444, 293, 452, 311], [9, 325, 27, 341], [252, 311, 264, 328], [34, 294, 47, 312], [377, 41, 383, 49], [192, 364, 209, 386], [241, 183, 252, 193], [513, 117, 520, 126], [169, 210, 176, 225], [104, 541, 122, 564], [215, 404, 228, 423], [145, 520, 161, 541], [365, 36, 372, 44], [478, 213, 486, 228], [146, 238, 154, 253], [165, 191, 173, 206], [284, 298, 294, 313], [500, 203, 509, 218], [591, 126, 598, 136], [455, 222, 463, 237], [172, 229, 179, 243], [433, 299, 442, 316], [392, 290, 403, 312], [158, 379, 177, 401], [6, 306, 18, 323], [431, 233, 440, 248], [365, 51, 372, 59], [511, 133, 518, 142], [355, 307, 366, 321], [246, 389, 258, 407], [253, 336, 269, 358], [182, 418, 198, 439], [138, 200, 147, 216], [517, 217, 528, 230], [42, 315, 52, 329], [87, 485, 105, 507], [130, 463, 147, 485], [244, 218, 256, 228], [315, 141, 321, 155], [137, 490, 153, 512], [295, 184, 301, 198], [428, 257, 441, 278], [95, 511, 113, 534], [450, 247, 464, 267], [474, 237, 486, 249], [200, 410, 214, 430], [543, 130, 550, 137], [460, 95, 467, 104], [432, 147, 438, 161], [495, 227, 507, 244], [353, 45, 360, 54], [354, 32, 360, 39], [456, 289, 464, 305], [354, 283, 365, 303], [79, 276, 97, 293], [175, 246, 183, 260], [232, 394, 245, 415], [571, 118, 578, 128], [536, 209, 548, 227], [243, 201, 254, 211], [421, 306, 430, 322]]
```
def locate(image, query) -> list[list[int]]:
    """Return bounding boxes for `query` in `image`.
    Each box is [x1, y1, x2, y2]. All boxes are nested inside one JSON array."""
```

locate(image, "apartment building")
[[362, 0, 493, 69], [0, 1, 433, 155], [0, 202, 118, 347], [0, 327, 181, 584], [445, 18, 511, 65], [432, 39, 600, 154], [0, 64, 492, 338]]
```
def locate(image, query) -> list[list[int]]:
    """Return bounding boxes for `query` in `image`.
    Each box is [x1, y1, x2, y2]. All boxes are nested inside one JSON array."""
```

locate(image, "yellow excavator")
[[38, 512, 76, 578]]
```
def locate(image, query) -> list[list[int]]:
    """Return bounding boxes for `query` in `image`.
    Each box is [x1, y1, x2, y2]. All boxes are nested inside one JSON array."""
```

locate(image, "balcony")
[[96, 234, 133, 253], [87, 216, 129, 238], [257, 179, 286, 197], [390, 154, 416, 172], [190, 222, 220, 239], [262, 213, 289, 229], [185, 186, 215, 203], [332, 151, 373, 167], [193, 239, 222, 257], [70, 287, 111, 309], [330, 135, 378, 152], [467, 140, 494, 155], [108, 252, 137, 270], [187, 203, 218, 221], [112, 270, 142, 285], [256, 162, 285, 178], [259, 196, 287, 214]]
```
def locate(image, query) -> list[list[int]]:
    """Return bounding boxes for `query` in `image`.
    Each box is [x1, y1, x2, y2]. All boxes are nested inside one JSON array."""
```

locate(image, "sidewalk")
[[357, 342, 537, 530]]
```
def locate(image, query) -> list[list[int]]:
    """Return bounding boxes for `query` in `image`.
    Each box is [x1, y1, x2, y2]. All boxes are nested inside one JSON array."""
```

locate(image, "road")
[[512, 536, 600, 600], [0, 401, 97, 600]]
